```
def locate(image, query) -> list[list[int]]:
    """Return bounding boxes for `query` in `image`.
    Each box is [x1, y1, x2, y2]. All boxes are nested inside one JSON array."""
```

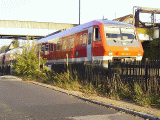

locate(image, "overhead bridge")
[[0, 20, 78, 40]]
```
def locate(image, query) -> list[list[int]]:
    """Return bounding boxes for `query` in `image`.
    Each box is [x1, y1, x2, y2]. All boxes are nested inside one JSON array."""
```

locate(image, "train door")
[[87, 27, 93, 62]]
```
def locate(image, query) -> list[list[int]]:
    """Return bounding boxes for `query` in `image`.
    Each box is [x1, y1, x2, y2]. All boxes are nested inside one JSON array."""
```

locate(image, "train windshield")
[[121, 28, 135, 40], [105, 27, 121, 40], [105, 27, 136, 41]]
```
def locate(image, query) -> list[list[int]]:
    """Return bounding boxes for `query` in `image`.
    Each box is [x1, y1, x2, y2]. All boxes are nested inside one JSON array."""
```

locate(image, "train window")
[[105, 27, 121, 40], [41, 45, 45, 53], [94, 27, 100, 41], [82, 33, 87, 46], [69, 37, 74, 48], [62, 39, 67, 50], [46, 44, 49, 51], [121, 28, 135, 40], [56, 41, 61, 51], [88, 33, 91, 44], [50, 43, 54, 52]]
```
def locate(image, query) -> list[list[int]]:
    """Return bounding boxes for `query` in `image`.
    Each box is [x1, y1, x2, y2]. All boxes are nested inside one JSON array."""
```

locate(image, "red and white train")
[[0, 19, 144, 73], [39, 19, 144, 68]]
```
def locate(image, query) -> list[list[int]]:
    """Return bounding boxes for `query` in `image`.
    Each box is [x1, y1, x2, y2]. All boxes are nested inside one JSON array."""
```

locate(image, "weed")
[[16, 62, 160, 109]]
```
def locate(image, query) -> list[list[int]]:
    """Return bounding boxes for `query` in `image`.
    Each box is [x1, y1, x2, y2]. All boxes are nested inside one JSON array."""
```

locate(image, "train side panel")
[[41, 29, 88, 63]]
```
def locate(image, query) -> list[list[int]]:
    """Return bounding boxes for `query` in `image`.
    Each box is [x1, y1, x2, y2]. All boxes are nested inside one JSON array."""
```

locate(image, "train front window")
[[105, 26, 136, 41], [106, 33, 120, 39], [105, 27, 121, 40], [121, 28, 135, 40], [41, 45, 45, 54]]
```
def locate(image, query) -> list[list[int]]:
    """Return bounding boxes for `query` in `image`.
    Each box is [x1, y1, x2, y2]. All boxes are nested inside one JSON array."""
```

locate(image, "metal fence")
[[108, 59, 160, 83], [51, 59, 160, 91]]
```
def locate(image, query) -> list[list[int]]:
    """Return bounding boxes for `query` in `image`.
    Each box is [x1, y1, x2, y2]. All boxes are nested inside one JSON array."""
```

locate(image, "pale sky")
[[0, 0, 160, 48]]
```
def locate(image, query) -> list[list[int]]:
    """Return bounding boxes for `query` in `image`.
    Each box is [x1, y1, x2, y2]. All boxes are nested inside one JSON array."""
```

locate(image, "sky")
[[0, 0, 160, 48]]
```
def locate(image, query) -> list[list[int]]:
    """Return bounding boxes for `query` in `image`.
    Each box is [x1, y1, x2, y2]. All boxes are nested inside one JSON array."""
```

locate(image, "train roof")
[[96, 19, 133, 26], [38, 19, 133, 44]]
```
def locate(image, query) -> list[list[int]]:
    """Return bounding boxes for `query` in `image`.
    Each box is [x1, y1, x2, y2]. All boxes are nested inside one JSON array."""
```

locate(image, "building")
[[114, 14, 133, 24]]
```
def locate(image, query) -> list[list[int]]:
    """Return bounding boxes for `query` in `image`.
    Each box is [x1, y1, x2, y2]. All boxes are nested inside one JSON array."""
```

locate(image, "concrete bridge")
[[0, 20, 78, 40]]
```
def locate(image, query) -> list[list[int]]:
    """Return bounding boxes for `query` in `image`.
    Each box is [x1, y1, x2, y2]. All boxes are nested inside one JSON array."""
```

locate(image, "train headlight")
[[137, 52, 141, 56], [109, 51, 113, 56], [136, 51, 142, 61]]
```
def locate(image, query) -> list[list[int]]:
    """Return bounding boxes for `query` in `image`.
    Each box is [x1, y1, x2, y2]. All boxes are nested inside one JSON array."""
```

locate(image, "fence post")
[[156, 59, 158, 77], [108, 61, 111, 80], [158, 59, 160, 77], [145, 58, 148, 91], [66, 54, 69, 80], [121, 61, 123, 76], [126, 62, 128, 84], [133, 61, 135, 85]]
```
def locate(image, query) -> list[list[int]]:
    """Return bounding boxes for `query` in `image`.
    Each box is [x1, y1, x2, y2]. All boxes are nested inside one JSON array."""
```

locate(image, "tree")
[[0, 39, 20, 53], [10, 39, 19, 48], [13, 41, 46, 78], [0, 45, 9, 53]]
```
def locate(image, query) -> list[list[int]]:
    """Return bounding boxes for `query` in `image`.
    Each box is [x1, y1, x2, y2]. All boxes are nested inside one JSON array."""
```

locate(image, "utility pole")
[[79, 0, 80, 25]]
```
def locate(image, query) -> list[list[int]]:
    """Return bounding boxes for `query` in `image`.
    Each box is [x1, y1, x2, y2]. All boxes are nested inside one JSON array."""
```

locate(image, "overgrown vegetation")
[[12, 36, 160, 111], [10, 39, 20, 48], [34, 65, 160, 109], [0, 45, 8, 53], [136, 28, 154, 39], [14, 51, 160, 109], [137, 28, 160, 60], [0, 39, 19, 53], [13, 41, 46, 80]]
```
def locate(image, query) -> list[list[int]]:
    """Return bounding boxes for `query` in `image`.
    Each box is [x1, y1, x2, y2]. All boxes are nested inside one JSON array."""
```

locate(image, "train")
[[38, 19, 144, 67], [0, 19, 144, 74], [0, 47, 23, 75]]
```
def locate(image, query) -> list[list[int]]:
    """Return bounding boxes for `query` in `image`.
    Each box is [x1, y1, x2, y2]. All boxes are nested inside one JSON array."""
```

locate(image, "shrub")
[[13, 41, 46, 80], [52, 71, 80, 91], [81, 82, 97, 95], [133, 82, 160, 107]]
